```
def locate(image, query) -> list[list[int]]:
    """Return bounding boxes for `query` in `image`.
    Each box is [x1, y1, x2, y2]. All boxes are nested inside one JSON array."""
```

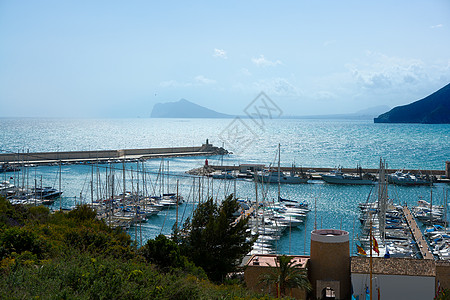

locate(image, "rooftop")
[[351, 257, 435, 277], [246, 254, 309, 268]]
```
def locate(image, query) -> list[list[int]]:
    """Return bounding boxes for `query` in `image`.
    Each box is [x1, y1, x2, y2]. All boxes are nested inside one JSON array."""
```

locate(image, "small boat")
[[211, 171, 236, 179], [255, 169, 309, 184], [31, 187, 63, 199], [321, 167, 375, 185], [0, 164, 20, 173], [255, 144, 309, 184], [0, 181, 15, 196]]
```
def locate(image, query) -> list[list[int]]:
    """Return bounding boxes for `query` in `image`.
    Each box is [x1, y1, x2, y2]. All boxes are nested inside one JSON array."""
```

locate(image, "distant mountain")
[[151, 99, 233, 118], [374, 83, 450, 124], [285, 105, 390, 120]]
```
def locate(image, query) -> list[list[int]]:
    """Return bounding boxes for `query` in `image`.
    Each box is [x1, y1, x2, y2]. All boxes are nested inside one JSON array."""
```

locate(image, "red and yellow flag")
[[357, 244, 367, 256], [373, 236, 380, 255]]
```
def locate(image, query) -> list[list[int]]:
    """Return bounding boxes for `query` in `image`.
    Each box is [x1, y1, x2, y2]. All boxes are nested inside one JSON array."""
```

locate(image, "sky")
[[0, 0, 449, 117]]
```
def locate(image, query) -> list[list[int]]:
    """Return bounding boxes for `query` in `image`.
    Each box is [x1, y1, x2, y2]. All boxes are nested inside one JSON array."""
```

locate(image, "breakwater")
[[0, 142, 227, 165], [194, 164, 446, 176]]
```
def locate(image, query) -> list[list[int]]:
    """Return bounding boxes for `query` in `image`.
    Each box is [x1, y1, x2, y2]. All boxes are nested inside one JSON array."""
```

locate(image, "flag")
[[357, 244, 367, 256], [384, 246, 390, 258], [365, 286, 370, 300], [373, 237, 379, 255]]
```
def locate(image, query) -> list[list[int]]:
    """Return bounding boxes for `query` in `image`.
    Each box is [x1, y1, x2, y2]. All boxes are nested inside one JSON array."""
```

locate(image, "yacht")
[[388, 170, 432, 186], [321, 168, 375, 185]]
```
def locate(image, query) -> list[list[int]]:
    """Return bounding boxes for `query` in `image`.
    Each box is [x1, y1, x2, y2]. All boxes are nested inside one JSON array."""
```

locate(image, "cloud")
[[251, 55, 282, 67], [347, 51, 429, 91], [430, 24, 443, 29], [323, 40, 336, 47], [160, 75, 216, 87], [252, 78, 299, 97], [213, 48, 227, 59], [240, 68, 252, 76], [159, 80, 191, 88], [194, 75, 216, 84]]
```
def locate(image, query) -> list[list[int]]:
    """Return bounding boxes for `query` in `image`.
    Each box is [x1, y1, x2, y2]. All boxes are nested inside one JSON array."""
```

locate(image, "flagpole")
[[369, 212, 373, 300]]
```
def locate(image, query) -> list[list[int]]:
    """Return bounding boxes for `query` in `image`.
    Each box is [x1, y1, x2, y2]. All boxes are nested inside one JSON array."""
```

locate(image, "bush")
[[0, 227, 48, 259]]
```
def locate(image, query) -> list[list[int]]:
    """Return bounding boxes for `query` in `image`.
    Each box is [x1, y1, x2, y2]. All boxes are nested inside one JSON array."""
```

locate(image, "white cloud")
[[430, 24, 443, 29], [160, 75, 216, 88], [251, 55, 282, 67], [240, 68, 252, 76], [213, 48, 227, 59], [194, 75, 216, 84], [347, 51, 430, 91], [252, 78, 299, 97], [159, 80, 192, 88]]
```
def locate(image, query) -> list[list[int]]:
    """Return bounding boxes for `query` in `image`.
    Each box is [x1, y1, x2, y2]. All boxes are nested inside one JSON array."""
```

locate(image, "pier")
[[188, 164, 448, 183], [0, 141, 227, 166], [201, 164, 446, 176], [403, 206, 434, 260]]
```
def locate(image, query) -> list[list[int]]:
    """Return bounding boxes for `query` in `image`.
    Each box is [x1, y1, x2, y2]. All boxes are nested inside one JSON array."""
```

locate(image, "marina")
[[1, 118, 449, 258]]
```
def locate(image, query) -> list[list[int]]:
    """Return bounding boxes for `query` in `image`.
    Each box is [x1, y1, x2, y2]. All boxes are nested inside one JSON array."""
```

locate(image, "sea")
[[1, 117, 449, 255]]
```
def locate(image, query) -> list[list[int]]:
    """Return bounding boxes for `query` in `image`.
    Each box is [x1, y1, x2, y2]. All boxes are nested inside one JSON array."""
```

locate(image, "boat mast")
[[369, 212, 373, 300], [122, 159, 126, 204], [277, 143, 281, 201], [91, 163, 94, 206], [59, 160, 62, 210]]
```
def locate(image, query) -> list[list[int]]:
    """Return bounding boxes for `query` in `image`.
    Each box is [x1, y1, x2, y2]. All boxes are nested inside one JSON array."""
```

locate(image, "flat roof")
[[351, 257, 435, 277], [246, 254, 309, 268]]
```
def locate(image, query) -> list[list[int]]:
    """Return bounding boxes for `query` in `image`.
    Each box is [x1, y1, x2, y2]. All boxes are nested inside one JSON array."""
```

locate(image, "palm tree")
[[258, 255, 312, 297]]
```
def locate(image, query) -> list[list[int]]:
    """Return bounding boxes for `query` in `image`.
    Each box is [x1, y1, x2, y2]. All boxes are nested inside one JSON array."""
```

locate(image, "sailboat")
[[255, 144, 309, 184]]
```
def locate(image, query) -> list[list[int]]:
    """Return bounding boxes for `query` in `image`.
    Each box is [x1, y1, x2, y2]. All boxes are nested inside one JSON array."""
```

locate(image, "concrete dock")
[[403, 206, 434, 260], [203, 164, 446, 176], [0, 142, 227, 166]]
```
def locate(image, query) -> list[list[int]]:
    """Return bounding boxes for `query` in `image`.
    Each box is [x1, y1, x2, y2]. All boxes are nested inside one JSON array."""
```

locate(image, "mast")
[[167, 160, 170, 194], [175, 179, 179, 232], [59, 160, 62, 210], [122, 159, 126, 204], [254, 173, 258, 230], [369, 211, 373, 300], [430, 185, 433, 225], [277, 143, 281, 201], [91, 163, 94, 206]]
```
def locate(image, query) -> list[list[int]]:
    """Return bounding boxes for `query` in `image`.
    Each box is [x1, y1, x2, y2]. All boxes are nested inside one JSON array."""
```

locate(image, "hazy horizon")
[[1, 1, 449, 118]]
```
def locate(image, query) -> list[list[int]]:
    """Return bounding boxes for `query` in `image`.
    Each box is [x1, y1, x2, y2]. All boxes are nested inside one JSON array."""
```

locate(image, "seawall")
[[0, 143, 227, 165]]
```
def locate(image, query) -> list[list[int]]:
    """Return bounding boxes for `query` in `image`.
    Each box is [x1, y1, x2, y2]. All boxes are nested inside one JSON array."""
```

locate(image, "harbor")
[[1, 120, 449, 266]]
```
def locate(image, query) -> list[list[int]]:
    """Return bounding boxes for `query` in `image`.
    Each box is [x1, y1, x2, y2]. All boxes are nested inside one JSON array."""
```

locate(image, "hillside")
[[151, 99, 232, 118], [0, 197, 265, 299], [374, 83, 450, 124]]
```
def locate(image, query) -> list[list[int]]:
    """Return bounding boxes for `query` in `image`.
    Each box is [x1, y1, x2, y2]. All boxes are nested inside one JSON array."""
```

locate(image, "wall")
[[436, 261, 450, 292], [351, 273, 435, 300], [0, 147, 204, 163]]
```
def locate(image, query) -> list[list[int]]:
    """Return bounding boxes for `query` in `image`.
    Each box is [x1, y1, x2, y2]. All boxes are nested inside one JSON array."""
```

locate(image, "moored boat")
[[321, 167, 375, 185]]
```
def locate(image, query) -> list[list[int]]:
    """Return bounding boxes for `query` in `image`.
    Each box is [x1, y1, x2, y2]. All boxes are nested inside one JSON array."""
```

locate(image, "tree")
[[178, 195, 254, 282], [259, 255, 311, 297]]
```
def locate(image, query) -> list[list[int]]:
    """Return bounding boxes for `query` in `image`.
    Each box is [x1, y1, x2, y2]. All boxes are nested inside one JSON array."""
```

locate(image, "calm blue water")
[[1, 118, 449, 254]]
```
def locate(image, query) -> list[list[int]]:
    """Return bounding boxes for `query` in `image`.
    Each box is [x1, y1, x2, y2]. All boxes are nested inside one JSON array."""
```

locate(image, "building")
[[244, 228, 450, 299], [244, 254, 310, 299], [351, 257, 435, 299], [310, 229, 351, 299]]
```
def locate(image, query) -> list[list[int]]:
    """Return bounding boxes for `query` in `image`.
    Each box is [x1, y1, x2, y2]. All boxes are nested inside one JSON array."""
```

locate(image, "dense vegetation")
[[0, 196, 277, 299], [177, 195, 255, 282]]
